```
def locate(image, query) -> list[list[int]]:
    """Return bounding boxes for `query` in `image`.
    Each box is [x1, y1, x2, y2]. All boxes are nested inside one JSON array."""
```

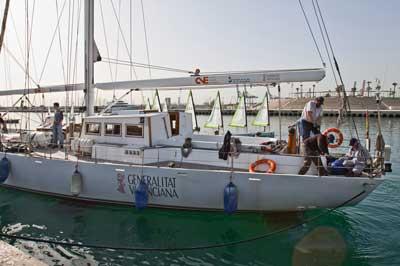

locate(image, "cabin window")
[[105, 123, 121, 136], [126, 124, 144, 137], [86, 123, 101, 135]]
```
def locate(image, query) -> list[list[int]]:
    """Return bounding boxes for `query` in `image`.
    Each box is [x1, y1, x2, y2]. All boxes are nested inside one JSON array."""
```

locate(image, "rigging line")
[[129, 0, 133, 80], [298, 0, 325, 68], [99, 0, 116, 91], [0, 0, 10, 56], [100, 59, 190, 74], [314, 0, 359, 139], [0, 190, 366, 252], [101, 57, 190, 74], [55, 0, 67, 84], [110, 0, 138, 79], [113, 0, 122, 99], [9, 10, 25, 67], [71, 0, 82, 107], [38, 0, 67, 83], [2, 45, 39, 86], [140, 0, 152, 79], [311, 0, 338, 86]]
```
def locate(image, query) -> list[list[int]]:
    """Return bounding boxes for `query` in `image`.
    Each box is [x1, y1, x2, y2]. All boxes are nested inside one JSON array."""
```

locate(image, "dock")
[[0, 96, 399, 117]]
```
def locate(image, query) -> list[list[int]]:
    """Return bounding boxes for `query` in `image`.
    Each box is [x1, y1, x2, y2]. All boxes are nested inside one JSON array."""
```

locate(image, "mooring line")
[[0, 190, 365, 252]]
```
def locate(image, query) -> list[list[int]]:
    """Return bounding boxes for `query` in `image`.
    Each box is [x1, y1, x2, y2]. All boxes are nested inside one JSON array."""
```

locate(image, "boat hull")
[[1, 152, 383, 212]]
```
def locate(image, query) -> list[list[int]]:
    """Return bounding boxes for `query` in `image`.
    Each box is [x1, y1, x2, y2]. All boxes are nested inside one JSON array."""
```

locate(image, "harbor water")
[[0, 115, 399, 265]]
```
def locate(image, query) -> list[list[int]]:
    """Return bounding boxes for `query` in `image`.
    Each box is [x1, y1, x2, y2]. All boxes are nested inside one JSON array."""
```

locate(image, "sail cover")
[[252, 92, 270, 127], [185, 90, 199, 130], [204, 91, 223, 129], [230, 95, 247, 127]]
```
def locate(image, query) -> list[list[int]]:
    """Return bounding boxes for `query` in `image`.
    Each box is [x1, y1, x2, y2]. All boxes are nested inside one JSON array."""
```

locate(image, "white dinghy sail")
[[229, 95, 247, 128], [204, 91, 223, 130], [185, 90, 200, 131], [252, 91, 270, 127]]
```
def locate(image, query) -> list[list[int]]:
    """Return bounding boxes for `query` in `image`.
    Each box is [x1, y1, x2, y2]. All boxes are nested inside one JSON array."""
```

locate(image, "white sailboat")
[[204, 91, 223, 132], [184, 90, 199, 132], [229, 95, 247, 128], [0, 0, 389, 212], [253, 92, 271, 127]]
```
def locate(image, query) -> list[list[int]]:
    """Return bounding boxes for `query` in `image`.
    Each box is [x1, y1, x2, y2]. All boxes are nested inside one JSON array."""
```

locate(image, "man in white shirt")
[[299, 97, 324, 140], [342, 138, 371, 176]]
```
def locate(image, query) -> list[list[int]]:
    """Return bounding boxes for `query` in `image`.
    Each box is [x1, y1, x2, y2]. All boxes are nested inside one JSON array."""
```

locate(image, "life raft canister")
[[0, 157, 10, 183], [322, 128, 344, 148], [249, 159, 277, 174]]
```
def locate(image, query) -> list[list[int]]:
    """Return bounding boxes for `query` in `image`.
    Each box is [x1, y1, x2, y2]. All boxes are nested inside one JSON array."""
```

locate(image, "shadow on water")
[[0, 187, 373, 266]]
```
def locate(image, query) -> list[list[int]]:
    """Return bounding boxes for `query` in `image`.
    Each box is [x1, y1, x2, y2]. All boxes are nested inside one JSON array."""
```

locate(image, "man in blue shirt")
[[52, 102, 64, 148]]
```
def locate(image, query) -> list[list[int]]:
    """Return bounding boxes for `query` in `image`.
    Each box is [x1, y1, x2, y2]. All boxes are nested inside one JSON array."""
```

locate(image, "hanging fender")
[[322, 128, 344, 148], [249, 159, 277, 174]]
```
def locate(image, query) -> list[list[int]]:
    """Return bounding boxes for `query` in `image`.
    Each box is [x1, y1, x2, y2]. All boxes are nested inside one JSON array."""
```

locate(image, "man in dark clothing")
[[298, 134, 329, 176], [52, 102, 64, 148]]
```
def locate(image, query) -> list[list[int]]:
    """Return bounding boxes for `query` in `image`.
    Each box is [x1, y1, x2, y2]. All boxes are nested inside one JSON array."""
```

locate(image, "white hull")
[[1, 152, 383, 212]]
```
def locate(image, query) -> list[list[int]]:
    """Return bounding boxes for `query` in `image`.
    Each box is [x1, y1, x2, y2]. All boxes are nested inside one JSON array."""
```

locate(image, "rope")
[[38, 0, 67, 83], [0, 0, 10, 55], [313, 0, 360, 140], [140, 0, 152, 79], [0, 190, 366, 252], [298, 0, 325, 68], [110, 0, 138, 80], [102, 57, 191, 74], [311, 0, 338, 86]]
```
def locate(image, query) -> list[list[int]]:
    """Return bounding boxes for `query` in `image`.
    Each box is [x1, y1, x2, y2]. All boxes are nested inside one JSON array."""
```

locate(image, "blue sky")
[[0, 0, 399, 106]]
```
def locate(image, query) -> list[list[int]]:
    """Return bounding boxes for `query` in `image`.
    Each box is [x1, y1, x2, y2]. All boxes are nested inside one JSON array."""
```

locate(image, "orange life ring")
[[260, 141, 274, 153], [249, 159, 277, 174], [322, 127, 344, 148]]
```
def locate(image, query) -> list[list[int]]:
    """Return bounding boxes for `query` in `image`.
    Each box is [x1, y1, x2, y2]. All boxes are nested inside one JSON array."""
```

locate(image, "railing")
[[0, 138, 385, 179]]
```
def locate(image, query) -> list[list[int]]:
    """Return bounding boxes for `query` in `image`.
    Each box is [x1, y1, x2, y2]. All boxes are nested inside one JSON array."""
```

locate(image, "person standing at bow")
[[52, 102, 64, 148], [299, 96, 324, 140]]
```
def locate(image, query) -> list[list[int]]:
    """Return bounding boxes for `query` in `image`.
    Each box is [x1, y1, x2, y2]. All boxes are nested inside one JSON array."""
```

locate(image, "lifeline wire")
[[0, 190, 366, 252]]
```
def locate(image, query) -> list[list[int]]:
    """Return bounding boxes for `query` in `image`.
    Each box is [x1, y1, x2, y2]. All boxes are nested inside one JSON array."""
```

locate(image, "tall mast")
[[84, 0, 95, 116]]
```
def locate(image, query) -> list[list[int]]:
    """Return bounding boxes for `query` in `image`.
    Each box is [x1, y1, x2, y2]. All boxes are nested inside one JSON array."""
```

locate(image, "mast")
[[84, 0, 95, 116]]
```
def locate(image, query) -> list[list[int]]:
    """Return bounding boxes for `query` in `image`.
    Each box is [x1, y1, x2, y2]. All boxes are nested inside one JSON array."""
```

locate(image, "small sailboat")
[[229, 95, 247, 128], [184, 90, 200, 132], [204, 91, 223, 133]]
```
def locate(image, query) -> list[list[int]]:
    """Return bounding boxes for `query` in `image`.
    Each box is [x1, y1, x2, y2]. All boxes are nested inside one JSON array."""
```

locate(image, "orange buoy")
[[322, 128, 344, 148], [249, 159, 277, 174]]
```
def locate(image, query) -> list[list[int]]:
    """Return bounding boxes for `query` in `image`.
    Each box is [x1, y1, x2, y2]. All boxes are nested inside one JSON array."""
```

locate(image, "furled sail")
[[204, 91, 223, 129], [252, 92, 270, 127], [185, 90, 199, 131], [229, 95, 247, 128]]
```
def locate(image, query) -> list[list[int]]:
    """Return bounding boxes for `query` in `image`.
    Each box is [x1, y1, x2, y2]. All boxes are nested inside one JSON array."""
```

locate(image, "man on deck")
[[52, 102, 64, 148], [299, 96, 324, 140], [342, 138, 371, 176], [298, 134, 329, 176]]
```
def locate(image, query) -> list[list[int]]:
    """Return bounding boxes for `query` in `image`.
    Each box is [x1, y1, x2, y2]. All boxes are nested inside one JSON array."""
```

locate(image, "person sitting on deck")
[[342, 138, 371, 176], [298, 134, 329, 176], [299, 96, 324, 140], [51, 102, 64, 149]]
